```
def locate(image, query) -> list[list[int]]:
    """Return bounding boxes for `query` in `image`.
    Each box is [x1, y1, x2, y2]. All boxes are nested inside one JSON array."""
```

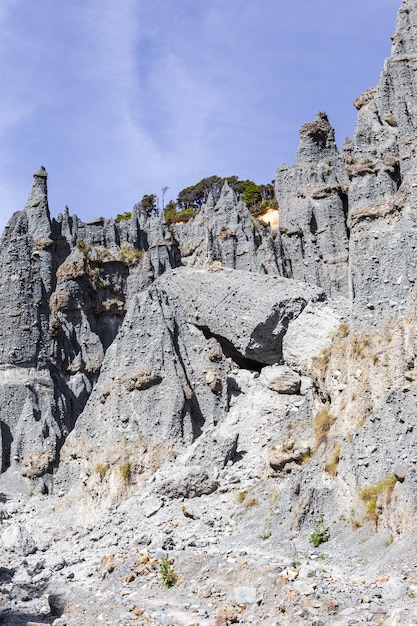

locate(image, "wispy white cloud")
[[0, 0, 400, 233]]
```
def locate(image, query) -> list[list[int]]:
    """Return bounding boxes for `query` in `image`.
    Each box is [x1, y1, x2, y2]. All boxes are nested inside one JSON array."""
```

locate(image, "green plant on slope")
[[159, 557, 177, 588], [309, 514, 330, 547], [359, 474, 399, 525]]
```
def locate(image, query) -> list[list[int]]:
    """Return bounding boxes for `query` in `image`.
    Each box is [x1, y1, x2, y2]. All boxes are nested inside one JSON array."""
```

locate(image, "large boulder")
[[158, 265, 326, 368]]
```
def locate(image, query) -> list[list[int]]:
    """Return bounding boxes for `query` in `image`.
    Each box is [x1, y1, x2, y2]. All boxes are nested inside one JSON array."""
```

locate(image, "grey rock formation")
[[1, 3, 417, 623], [171, 182, 282, 275], [157, 265, 325, 368], [259, 364, 301, 394], [0, 168, 181, 493], [276, 113, 350, 298], [55, 265, 337, 502], [346, 0, 417, 316]]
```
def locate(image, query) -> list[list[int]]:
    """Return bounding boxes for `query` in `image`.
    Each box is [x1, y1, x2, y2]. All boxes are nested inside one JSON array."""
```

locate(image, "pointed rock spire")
[[24, 165, 51, 238], [295, 112, 338, 164]]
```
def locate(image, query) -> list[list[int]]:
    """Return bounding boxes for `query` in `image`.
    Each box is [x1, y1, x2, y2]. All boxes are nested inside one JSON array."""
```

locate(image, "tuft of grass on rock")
[[359, 474, 399, 525], [324, 444, 342, 477], [95, 463, 110, 479], [338, 322, 350, 338], [313, 409, 336, 446], [119, 461, 131, 485], [359, 474, 399, 504]]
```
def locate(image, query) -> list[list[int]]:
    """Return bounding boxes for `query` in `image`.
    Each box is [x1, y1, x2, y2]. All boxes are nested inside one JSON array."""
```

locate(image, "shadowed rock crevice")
[[196, 325, 265, 371]]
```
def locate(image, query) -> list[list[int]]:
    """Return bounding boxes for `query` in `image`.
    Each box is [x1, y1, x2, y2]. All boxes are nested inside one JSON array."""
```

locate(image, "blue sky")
[[0, 0, 400, 232]]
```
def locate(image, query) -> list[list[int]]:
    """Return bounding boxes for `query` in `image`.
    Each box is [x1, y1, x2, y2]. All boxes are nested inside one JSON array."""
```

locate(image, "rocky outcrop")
[[345, 0, 417, 317], [276, 113, 350, 298], [0, 169, 180, 493], [1, 2, 417, 623], [272, 0, 417, 318], [0, 168, 61, 493], [2, 3, 417, 618], [55, 265, 340, 503], [170, 182, 282, 275]]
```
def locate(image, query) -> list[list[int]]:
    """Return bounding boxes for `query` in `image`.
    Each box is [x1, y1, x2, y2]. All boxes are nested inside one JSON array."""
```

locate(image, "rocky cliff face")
[[276, 113, 350, 298], [1, 1, 417, 624]]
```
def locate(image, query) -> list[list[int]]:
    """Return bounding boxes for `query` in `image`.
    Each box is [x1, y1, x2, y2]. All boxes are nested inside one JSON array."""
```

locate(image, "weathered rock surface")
[[0, 1, 417, 624], [259, 364, 301, 394], [171, 182, 282, 275], [276, 113, 350, 298]]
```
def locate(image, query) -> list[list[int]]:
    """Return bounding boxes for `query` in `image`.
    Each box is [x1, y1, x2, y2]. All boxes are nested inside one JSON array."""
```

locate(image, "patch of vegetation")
[[299, 448, 315, 465], [120, 244, 144, 265], [164, 206, 197, 226], [339, 510, 362, 530], [119, 461, 131, 485], [359, 474, 399, 525], [309, 515, 330, 547], [237, 491, 246, 504], [338, 322, 350, 338], [88, 264, 108, 290], [159, 557, 177, 588], [93, 247, 115, 263], [324, 444, 342, 477], [314, 346, 331, 375], [168, 227, 179, 246], [162, 175, 276, 222], [260, 507, 275, 540], [76, 239, 88, 256], [363, 498, 379, 524], [115, 211, 132, 223], [313, 408, 336, 446], [250, 197, 279, 218], [95, 463, 110, 479], [261, 531, 272, 540], [359, 474, 399, 504]]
